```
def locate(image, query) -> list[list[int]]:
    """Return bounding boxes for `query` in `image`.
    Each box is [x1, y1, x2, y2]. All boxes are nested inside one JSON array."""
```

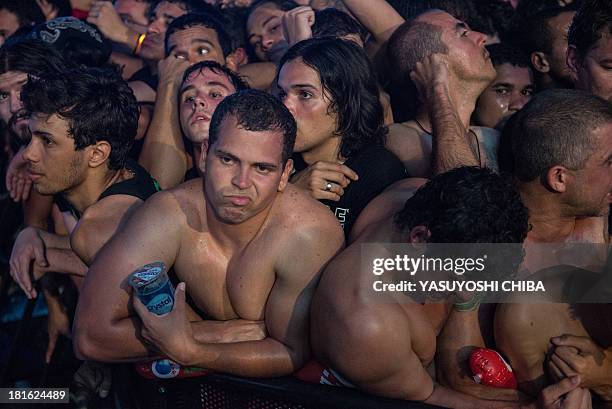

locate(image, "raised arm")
[[411, 54, 480, 174], [341, 0, 404, 46], [138, 56, 191, 189]]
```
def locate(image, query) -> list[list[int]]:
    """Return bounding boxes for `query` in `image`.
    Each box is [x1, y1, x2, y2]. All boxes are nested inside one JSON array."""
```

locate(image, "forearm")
[[341, 0, 404, 45], [23, 191, 54, 230], [38, 230, 71, 250], [429, 86, 479, 174], [238, 63, 276, 91], [74, 314, 156, 363], [138, 81, 187, 189], [426, 384, 519, 409], [191, 319, 264, 344], [182, 337, 301, 378], [45, 248, 88, 277]]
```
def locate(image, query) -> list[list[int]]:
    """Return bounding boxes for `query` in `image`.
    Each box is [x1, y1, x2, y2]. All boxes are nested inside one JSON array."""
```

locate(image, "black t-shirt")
[[293, 145, 407, 236], [55, 160, 161, 220], [128, 66, 158, 91]]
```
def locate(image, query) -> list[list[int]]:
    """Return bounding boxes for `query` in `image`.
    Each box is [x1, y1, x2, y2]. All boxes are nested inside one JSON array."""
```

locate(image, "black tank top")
[[55, 159, 161, 220]]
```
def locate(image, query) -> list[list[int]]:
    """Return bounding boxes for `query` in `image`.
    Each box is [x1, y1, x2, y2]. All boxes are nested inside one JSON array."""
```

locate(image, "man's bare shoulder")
[[350, 178, 428, 242]]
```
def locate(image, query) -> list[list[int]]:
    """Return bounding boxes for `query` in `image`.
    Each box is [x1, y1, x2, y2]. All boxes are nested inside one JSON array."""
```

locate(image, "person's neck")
[[63, 167, 123, 214], [415, 81, 481, 131], [204, 194, 274, 251], [300, 135, 343, 165], [520, 182, 578, 242]]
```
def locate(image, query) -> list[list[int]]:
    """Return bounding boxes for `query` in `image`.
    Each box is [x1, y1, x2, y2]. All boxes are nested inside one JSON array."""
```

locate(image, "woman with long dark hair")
[[277, 37, 406, 236]]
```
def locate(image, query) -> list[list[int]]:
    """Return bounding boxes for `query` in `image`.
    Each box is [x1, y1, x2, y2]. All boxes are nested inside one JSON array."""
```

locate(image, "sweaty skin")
[[75, 119, 344, 378]]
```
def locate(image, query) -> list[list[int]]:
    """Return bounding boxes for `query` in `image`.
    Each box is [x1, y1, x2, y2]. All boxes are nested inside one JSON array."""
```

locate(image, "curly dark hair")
[[279, 37, 386, 159], [311, 8, 368, 44], [395, 167, 529, 244], [21, 67, 139, 170], [487, 43, 531, 68], [0, 39, 67, 76], [208, 89, 296, 166], [568, 0, 612, 61]]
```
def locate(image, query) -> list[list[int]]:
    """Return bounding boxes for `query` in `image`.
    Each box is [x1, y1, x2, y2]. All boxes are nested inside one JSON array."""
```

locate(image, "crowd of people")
[[0, 0, 611, 407]]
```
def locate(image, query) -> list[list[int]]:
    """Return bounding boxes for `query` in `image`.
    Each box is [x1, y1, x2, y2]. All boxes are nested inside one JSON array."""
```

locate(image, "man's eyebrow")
[[207, 81, 231, 91], [254, 161, 278, 170], [493, 82, 514, 88], [291, 84, 318, 90], [179, 84, 195, 96], [262, 15, 278, 27], [192, 38, 216, 47], [215, 149, 240, 161]]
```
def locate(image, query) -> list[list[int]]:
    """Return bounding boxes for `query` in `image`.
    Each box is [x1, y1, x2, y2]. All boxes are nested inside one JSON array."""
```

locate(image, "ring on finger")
[[324, 181, 333, 192]]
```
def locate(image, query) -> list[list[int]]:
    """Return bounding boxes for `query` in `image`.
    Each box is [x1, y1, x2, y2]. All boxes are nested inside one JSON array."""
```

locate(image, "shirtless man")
[[495, 89, 612, 402], [73, 90, 344, 380], [310, 166, 591, 408]]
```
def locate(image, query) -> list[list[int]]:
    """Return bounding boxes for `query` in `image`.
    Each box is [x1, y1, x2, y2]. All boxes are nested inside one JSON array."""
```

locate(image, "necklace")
[[414, 118, 482, 168]]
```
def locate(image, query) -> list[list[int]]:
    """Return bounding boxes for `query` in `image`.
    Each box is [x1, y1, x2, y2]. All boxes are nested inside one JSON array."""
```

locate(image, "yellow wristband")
[[133, 33, 146, 55]]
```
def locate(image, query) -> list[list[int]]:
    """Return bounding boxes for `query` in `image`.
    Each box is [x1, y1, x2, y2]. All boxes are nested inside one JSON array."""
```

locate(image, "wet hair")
[[247, 0, 298, 18], [21, 67, 139, 170], [0, 39, 67, 76], [521, 5, 577, 56], [165, 12, 233, 57], [208, 89, 296, 166], [487, 43, 531, 68], [501, 89, 612, 182], [568, 0, 612, 61], [279, 37, 387, 158], [219, 6, 249, 52], [181, 60, 249, 93], [311, 8, 368, 44], [387, 18, 449, 85], [0, 0, 45, 28], [395, 166, 529, 244]]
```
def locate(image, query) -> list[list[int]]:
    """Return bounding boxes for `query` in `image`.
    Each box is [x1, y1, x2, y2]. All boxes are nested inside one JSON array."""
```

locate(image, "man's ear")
[[225, 48, 248, 72], [88, 141, 111, 169], [408, 225, 431, 243], [566, 45, 581, 84], [545, 165, 570, 193], [278, 158, 293, 192], [531, 51, 550, 74]]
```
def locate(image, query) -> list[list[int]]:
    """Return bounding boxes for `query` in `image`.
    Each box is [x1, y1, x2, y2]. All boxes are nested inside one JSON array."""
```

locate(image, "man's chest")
[[173, 232, 278, 321]]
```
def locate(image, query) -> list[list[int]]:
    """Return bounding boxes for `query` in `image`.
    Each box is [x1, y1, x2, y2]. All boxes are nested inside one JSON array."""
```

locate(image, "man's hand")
[[536, 376, 592, 409], [291, 161, 358, 201], [157, 55, 191, 87], [133, 282, 197, 365], [45, 300, 71, 363], [548, 335, 612, 399], [282, 6, 315, 46], [87, 1, 134, 45], [410, 53, 451, 106], [6, 146, 33, 202], [9, 227, 47, 299]]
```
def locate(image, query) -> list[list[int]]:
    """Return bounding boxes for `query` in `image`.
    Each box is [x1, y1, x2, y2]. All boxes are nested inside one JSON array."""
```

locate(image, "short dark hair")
[[388, 18, 449, 85], [521, 6, 576, 56], [279, 37, 387, 158], [21, 67, 139, 170], [395, 166, 529, 244], [0, 0, 45, 28], [503, 89, 612, 182], [151, 0, 220, 15], [568, 0, 612, 61], [208, 89, 296, 166], [165, 12, 233, 57], [181, 60, 249, 93], [0, 39, 67, 76], [487, 43, 531, 68], [219, 6, 249, 52], [247, 0, 298, 18], [311, 9, 368, 44]]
